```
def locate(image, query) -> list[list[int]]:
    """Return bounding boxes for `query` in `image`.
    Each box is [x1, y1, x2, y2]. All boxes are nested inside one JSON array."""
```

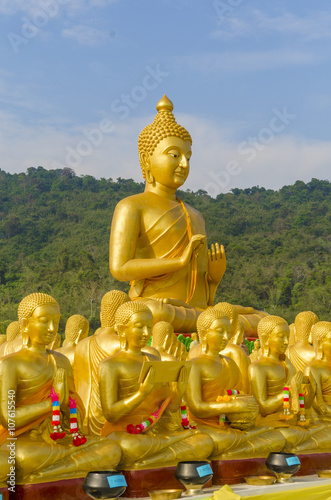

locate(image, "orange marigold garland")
[[69, 396, 87, 446]]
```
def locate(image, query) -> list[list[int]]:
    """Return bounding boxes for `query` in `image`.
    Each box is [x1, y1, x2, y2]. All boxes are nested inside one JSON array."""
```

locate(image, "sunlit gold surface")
[[317, 469, 331, 478], [186, 308, 285, 459], [0, 293, 122, 483], [98, 301, 213, 469], [148, 489, 182, 499], [56, 314, 89, 366], [109, 96, 226, 333], [244, 476, 276, 485], [249, 315, 331, 453]]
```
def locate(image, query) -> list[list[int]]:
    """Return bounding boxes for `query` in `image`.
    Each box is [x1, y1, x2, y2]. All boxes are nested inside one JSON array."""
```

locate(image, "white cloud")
[[212, 9, 331, 41], [0, 111, 329, 196], [0, 0, 117, 15], [184, 49, 323, 74], [61, 24, 111, 46]]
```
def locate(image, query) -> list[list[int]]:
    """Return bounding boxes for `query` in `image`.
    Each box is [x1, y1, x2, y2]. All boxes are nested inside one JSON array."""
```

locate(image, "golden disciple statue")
[[249, 315, 330, 453], [109, 95, 226, 333], [0, 293, 121, 483], [0, 320, 20, 358], [151, 321, 178, 360], [186, 308, 285, 458], [304, 322, 331, 424], [99, 301, 213, 468], [56, 314, 89, 366], [286, 311, 318, 372]]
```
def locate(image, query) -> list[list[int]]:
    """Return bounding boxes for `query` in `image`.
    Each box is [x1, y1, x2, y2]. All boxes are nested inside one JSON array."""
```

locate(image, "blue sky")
[[0, 0, 330, 195]]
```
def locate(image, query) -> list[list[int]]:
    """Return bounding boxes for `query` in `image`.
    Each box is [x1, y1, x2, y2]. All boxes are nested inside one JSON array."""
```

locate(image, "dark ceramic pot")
[[175, 461, 213, 495], [83, 470, 127, 499], [265, 452, 301, 483]]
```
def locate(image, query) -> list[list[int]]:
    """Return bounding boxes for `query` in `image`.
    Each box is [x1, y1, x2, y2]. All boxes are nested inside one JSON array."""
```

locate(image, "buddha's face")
[[25, 304, 60, 347], [321, 330, 331, 357], [205, 317, 231, 353], [146, 136, 191, 189], [267, 323, 290, 355], [123, 311, 153, 350]]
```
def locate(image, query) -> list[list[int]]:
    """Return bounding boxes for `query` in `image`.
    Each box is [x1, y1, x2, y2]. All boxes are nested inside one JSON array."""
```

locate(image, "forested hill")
[[0, 167, 330, 334]]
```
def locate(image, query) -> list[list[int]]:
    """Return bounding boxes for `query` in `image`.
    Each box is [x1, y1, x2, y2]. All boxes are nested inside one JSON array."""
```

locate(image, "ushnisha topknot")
[[18, 293, 59, 323], [115, 301, 152, 328], [138, 95, 192, 178], [196, 307, 230, 341], [257, 315, 288, 344]]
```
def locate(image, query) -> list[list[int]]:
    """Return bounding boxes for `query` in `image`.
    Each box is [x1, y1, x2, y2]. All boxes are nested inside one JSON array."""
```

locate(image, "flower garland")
[[279, 386, 295, 421], [180, 401, 196, 430], [50, 387, 66, 440], [297, 393, 309, 427], [69, 396, 87, 446]]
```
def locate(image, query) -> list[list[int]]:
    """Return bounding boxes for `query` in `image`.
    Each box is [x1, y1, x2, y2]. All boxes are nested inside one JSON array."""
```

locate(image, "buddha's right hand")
[[53, 368, 69, 406], [181, 234, 206, 266], [139, 367, 155, 397]]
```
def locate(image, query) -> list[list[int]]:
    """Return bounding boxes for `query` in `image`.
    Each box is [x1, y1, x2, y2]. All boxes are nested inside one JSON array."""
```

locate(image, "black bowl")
[[266, 452, 301, 476], [83, 470, 127, 499], [175, 461, 213, 489]]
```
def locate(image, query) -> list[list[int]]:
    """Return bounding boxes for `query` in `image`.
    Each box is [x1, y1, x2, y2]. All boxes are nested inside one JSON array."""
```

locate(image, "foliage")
[[0, 168, 330, 335]]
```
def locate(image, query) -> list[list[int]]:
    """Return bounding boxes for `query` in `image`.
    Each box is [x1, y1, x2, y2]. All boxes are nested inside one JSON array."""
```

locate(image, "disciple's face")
[[147, 136, 192, 189], [205, 317, 231, 353], [26, 304, 61, 347], [124, 311, 153, 350], [268, 323, 290, 355]]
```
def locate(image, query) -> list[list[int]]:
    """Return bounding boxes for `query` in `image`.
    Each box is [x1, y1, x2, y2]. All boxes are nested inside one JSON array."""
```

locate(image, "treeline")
[[0, 167, 330, 335]]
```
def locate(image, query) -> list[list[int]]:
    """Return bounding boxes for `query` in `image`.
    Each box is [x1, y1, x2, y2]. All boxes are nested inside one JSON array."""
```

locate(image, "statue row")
[[1, 291, 331, 486]]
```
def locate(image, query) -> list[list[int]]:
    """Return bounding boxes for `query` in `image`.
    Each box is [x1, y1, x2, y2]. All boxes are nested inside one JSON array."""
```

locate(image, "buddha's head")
[[152, 321, 173, 351], [295, 311, 319, 342], [115, 301, 153, 351], [311, 321, 331, 359], [214, 302, 239, 340], [100, 290, 130, 328], [138, 95, 192, 190], [65, 314, 89, 345], [6, 321, 20, 341], [197, 308, 231, 354], [18, 293, 60, 348], [257, 315, 289, 357]]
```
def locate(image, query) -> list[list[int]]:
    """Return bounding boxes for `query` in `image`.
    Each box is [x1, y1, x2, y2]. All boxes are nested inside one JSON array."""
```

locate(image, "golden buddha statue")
[[289, 323, 296, 346], [152, 321, 178, 360], [0, 320, 20, 357], [286, 311, 318, 372], [304, 321, 331, 425], [249, 315, 330, 453], [99, 301, 213, 468], [186, 308, 285, 458], [0, 293, 121, 483], [74, 289, 159, 436], [109, 95, 226, 333], [56, 314, 89, 366], [249, 339, 261, 362]]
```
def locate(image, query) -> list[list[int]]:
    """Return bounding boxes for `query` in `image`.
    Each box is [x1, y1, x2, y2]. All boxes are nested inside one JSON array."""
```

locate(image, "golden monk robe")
[[99, 301, 213, 469], [56, 314, 89, 366], [304, 322, 331, 426], [286, 311, 318, 372], [0, 293, 121, 483], [109, 95, 226, 333], [249, 315, 330, 453], [186, 308, 285, 459]]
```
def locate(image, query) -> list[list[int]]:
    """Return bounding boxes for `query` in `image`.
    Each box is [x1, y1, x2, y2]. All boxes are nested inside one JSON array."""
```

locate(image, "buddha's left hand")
[[208, 243, 226, 283]]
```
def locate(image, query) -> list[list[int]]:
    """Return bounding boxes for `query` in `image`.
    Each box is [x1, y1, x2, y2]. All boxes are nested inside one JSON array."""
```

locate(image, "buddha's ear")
[[200, 335, 207, 354], [140, 152, 154, 184], [116, 325, 127, 350], [21, 318, 30, 346]]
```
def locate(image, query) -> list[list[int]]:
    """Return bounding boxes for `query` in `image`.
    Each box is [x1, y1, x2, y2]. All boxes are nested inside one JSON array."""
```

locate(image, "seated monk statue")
[[249, 339, 261, 362], [286, 311, 318, 372], [109, 95, 226, 333], [0, 321, 20, 358], [0, 293, 122, 483], [249, 315, 330, 453], [74, 290, 159, 436], [304, 321, 331, 426], [152, 321, 178, 360], [99, 301, 213, 468], [56, 314, 89, 366], [189, 302, 251, 393], [186, 308, 285, 459]]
